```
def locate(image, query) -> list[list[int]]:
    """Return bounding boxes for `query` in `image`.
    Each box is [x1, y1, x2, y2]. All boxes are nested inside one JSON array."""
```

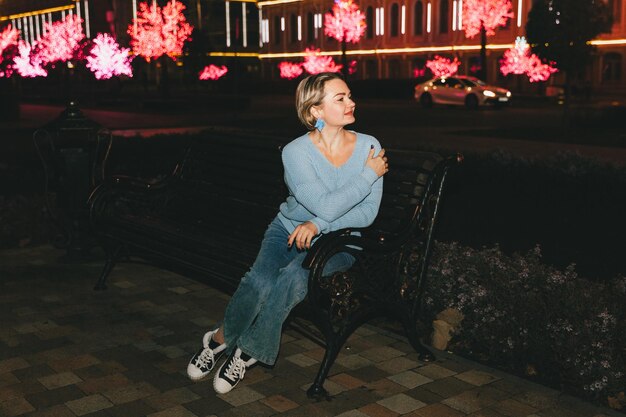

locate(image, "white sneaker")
[[187, 329, 226, 381], [213, 347, 257, 394]]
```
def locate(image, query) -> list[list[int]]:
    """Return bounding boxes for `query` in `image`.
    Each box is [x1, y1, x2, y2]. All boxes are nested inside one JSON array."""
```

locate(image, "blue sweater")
[[277, 131, 384, 236]]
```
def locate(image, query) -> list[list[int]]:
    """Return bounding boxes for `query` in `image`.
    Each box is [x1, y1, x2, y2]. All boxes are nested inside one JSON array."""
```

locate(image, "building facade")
[[1, 0, 625, 93], [257, 0, 626, 93]]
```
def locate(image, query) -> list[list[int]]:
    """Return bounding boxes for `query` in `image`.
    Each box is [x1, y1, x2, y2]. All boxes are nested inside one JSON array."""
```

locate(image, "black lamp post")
[[33, 102, 112, 262]]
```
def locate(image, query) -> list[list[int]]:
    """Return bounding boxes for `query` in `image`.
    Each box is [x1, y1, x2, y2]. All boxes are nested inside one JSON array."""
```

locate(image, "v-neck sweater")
[[277, 131, 384, 235]]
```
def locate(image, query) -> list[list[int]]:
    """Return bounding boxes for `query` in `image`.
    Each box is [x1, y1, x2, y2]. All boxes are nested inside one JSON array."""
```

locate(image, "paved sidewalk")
[[0, 245, 621, 417]]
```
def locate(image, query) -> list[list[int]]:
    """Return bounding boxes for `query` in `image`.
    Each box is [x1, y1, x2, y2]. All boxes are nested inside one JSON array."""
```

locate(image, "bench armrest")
[[302, 228, 402, 270]]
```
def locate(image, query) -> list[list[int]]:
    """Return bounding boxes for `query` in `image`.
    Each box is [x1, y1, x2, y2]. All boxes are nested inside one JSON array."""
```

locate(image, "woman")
[[186, 72, 388, 394]]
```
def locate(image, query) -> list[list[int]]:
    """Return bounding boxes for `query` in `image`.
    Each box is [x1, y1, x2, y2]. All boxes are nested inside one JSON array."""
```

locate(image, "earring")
[[314, 118, 325, 131]]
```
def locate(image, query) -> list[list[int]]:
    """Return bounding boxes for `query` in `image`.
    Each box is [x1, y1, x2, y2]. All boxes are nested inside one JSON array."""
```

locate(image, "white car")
[[414, 76, 512, 109]]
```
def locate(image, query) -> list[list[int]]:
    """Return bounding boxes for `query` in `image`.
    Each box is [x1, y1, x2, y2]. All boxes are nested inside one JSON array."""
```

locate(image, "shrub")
[[424, 241, 626, 408]]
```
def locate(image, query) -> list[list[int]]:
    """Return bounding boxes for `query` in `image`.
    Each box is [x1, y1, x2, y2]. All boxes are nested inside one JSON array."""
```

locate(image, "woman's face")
[[316, 79, 356, 128]]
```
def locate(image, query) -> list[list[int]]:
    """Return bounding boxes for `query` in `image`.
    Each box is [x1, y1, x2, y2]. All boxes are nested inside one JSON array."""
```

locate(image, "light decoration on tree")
[[413, 67, 426, 78], [500, 37, 558, 82], [129, 1, 193, 62], [278, 62, 303, 79], [0, 25, 20, 77], [324, 0, 365, 76], [13, 41, 47, 78], [199, 64, 228, 80], [348, 60, 357, 75], [86, 33, 134, 80], [302, 48, 343, 74], [0, 25, 19, 55], [525, 55, 558, 83], [36, 14, 85, 65], [462, 0, 514, 38], [426, 55, 461, 77], [324, 0, 366, 43]]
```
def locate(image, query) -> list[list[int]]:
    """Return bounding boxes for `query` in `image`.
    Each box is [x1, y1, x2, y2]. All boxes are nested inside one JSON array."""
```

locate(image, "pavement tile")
[[65, 393, 114, 416], [360, 346, 405, 363], [365, 378, 408, 398], [48, 354, 100, 372], [23, 404, 75, 417], [0, 396, 36, 417], [375, 356, 421, 374], [185, 395, 233, 416], [335, 354, 374, 370], [0, 380, 47, 402], [442, 389, 489, 414], [358, 402, 400, 417], [259, 394, 299, 412], [387, 370, 433, 389], [147, 405, 199, 417], [277, 403, 335, 417], [286, 353, 319, 367], [26, 385, 86, 409], [103, 381, 160, 405], [218, 385, 265, 407], [329, 373, 368, 390], [377, 393, 427, 414], [491, 398, 539, 417], [422, 376, 475, 398], [0, 372, 21, 388], [218, 400, 275, 417], [0, 357, 30, 373], [336, 410, 371, 417], [12, 363, 56, 382], [302, 347, 326, 361], [455, 370, 501, 386], [405, 386, 445, 404], [512, 390, 560, 410], [143, 387, 202, 410], [415, 363, 458, 380], [77, 373, 131, 394], [406, 403, 466, 417], [37, 371, 82, 390], [467, 409, 508, 417], [106, 399, 158, 417]]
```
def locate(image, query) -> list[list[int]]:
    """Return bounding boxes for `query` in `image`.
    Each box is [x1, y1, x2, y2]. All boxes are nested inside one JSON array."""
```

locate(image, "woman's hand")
[[288, 221, 318, 250], [366, 147, 388, 177]]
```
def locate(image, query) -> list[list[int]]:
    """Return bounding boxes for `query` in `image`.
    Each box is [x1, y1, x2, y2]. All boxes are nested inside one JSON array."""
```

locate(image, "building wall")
[[258, 0, 626, 93]]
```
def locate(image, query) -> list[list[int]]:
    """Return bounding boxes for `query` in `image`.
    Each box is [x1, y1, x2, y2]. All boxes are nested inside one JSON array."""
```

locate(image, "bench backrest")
[[367, 150, 443, 237], [167, 134, 442, 240]]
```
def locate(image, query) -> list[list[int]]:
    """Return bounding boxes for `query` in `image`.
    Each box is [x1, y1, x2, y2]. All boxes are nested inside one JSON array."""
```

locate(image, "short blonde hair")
[[295, 72, 344, 130]]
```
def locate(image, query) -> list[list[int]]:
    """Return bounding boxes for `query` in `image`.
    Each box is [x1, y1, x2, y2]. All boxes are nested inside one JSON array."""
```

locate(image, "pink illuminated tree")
[[462, 0, 513, 80], [525, 55, 558, 83], [129, 1, 193, 95], [324, 0, 366, 77], [500, 37, 557, 82], [129, 1, 193, 62], [36, 14, 85, 65], [86, 33, 134, 80], [278, 62, 303, 79], [302, 48, 343, 74], [13, 41, 47, 78], [199, 64, 228, 80], [0, 25, 20, 77], [0, 25, 19, 55], [426, 55, 461, 78]]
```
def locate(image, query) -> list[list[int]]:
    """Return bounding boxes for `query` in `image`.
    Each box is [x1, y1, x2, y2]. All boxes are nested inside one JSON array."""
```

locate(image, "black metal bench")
[[88, 131, 460, 399]]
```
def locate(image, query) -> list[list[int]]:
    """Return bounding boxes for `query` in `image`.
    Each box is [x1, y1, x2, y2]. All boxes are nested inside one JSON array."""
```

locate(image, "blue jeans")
[[222, 217, 354, 365]]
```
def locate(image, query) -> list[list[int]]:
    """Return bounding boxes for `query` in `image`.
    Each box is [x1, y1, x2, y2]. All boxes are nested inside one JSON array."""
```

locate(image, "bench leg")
[[307, 336, 340, 400], [403, 318, 435, 362], [94, 245, 121, 291]]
